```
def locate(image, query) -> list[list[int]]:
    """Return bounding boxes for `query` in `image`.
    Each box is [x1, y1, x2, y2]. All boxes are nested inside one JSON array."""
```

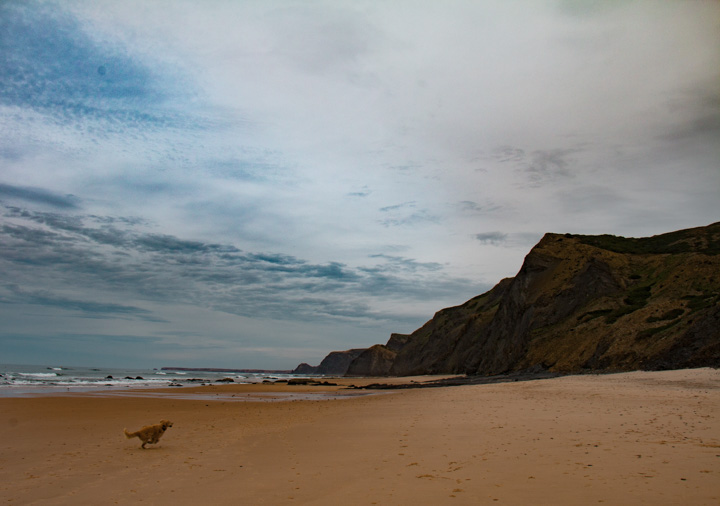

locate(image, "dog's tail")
[[123, 428, 136, 439]]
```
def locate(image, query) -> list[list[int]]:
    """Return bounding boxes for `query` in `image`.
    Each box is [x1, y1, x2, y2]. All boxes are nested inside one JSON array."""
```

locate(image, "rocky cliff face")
[[293, 348, 367, 375], [345, 345, 397, 376], [344, 334, 412, 376], [292, 363, 319, 375], [348, 222, 720, 376]]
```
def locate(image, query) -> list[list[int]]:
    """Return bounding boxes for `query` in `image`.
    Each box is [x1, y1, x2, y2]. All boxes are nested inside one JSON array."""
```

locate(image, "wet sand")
[[1, 369, 718, 505]]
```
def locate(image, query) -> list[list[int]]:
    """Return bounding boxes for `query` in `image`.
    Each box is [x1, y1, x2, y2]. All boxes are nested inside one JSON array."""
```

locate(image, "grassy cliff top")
[[561, 222, 720, 255]]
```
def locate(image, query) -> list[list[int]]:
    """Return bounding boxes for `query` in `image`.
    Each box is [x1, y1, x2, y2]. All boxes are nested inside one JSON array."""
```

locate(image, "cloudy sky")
[[1, 0, 718, 369]]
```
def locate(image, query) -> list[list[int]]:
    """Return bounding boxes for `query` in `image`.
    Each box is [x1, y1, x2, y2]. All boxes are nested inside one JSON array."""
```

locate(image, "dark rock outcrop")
[[346, 344, 398, 376], [316, 349, 367, 375], [386, 333, 411, 352], [346, 222, 720, 377], [344, 333, 413, 376], [292, 363, 318, 374], [293, 348, 367, 376]]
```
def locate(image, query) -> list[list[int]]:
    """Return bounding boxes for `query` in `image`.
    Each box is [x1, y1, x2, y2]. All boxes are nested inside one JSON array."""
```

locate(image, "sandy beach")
[[1, 369, 718, 505]]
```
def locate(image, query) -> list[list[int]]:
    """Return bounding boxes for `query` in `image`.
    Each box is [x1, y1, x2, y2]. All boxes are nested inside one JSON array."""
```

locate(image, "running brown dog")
[[124, 420, 173, 449]]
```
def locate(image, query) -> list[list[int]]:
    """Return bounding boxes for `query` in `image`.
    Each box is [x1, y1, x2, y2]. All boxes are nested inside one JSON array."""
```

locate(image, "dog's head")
[[160, 420, 173, 430]]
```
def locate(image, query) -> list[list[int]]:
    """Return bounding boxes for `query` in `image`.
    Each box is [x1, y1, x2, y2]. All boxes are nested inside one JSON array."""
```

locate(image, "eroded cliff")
[[349, 222, 720, 376]]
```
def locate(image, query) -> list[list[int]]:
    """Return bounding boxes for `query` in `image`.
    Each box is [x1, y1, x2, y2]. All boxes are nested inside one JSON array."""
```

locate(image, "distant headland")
[[161, 367, 293, 374]]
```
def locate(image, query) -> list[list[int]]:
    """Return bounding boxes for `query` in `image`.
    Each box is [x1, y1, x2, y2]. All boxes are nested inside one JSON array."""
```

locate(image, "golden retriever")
[[124, 420, 173, 449]]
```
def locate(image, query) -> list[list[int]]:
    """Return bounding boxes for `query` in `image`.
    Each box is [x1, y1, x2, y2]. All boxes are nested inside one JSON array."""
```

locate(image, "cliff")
[[292, 348, 367, 375], [345, 344, 397, 376], [343, 334, 411, 376], [348, 222, 720, 376]]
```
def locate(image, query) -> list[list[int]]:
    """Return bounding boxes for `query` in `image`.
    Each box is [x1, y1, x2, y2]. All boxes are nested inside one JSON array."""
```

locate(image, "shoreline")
[[5, 366, 712, 398], [2, 368, 718, 505], [0, 374, 460, 399]]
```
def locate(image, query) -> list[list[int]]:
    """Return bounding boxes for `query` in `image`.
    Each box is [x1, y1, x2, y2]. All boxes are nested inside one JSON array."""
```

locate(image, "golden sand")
[[1, 369, 718, 505]]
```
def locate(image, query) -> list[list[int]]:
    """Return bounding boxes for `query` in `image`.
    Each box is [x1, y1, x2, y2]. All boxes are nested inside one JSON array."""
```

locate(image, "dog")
[[124, 420, 173, 449]]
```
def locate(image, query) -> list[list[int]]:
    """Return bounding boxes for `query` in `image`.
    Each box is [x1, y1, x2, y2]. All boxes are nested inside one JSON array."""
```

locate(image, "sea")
[[0, 363, 304, 397]]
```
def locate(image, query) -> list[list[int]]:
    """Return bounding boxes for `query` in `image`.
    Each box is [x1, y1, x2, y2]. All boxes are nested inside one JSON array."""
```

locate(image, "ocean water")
[[0, 363, 302, 397]]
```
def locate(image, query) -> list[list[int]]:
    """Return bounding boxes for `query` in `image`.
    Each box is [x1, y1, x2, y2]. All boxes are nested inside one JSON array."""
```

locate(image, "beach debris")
[[287, 378, 338, 386], [287, 378, 315, 385]]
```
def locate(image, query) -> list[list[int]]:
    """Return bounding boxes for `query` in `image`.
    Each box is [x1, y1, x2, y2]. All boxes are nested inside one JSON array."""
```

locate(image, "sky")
[[0, 0, 718, 369]]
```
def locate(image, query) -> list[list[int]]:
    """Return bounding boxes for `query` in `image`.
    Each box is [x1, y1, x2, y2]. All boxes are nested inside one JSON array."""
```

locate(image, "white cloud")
[[1, 0, 718, 367]]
